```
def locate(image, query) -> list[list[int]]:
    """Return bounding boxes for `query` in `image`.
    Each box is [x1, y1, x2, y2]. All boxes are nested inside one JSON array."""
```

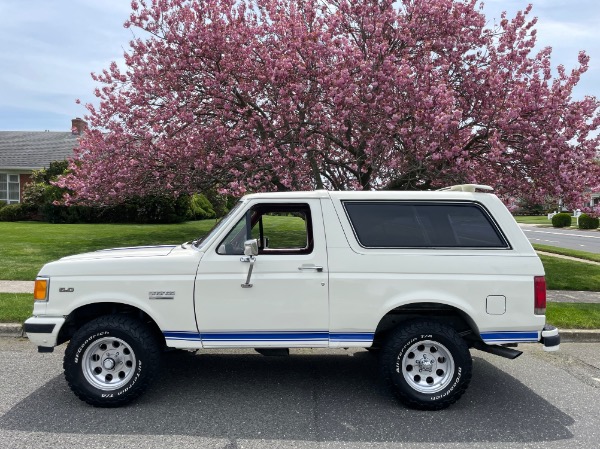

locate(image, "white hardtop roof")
[[242, 186, 495, 201]]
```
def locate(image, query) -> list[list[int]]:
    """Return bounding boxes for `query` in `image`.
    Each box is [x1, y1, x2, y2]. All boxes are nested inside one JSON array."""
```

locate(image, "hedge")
[[0, 204, 34, 221], [551, 213, 572, 228], [578, 213, 599, 230]]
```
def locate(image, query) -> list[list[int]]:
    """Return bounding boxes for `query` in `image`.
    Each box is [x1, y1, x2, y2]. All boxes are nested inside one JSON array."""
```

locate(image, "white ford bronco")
[[25, 185, 559, 410]]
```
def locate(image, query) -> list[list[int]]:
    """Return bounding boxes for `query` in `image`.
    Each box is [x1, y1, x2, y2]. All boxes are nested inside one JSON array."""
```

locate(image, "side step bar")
[[473, 341, 523, 359], [255, 348, 290, 356]]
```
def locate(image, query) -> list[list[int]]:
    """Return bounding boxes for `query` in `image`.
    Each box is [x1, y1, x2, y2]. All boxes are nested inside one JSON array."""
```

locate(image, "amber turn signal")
[[34, 278, 48, 301]]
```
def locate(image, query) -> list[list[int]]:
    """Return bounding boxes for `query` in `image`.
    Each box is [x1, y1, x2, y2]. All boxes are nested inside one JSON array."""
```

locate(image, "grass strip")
[[546, 302, 600, 329], [533, 244, 600, 263], [0, 293, 33, 323], [0, 221, 216, 280], [540, 255, 600, 292], [513, 215, 577, 226]]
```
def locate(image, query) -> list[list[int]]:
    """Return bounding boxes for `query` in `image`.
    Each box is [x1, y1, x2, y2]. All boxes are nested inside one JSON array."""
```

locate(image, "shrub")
[[130, 194, 191, 223], [22, 160, 71, 207], [34, 195, 191, 224], [40, 204, 97, 224], [578, 213, 599, 230], [0, 200, 6, 209], [187, 194, 216, 220], [551, 213, 572, 228], [0, 204, 34, 221]]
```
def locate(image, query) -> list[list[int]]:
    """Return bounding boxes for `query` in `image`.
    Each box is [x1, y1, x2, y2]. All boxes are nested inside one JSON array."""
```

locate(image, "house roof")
[[0, 131, 79, 170]]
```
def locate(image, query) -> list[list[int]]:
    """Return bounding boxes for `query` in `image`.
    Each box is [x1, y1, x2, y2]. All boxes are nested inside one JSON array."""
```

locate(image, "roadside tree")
[[58, 0, 600, 210]]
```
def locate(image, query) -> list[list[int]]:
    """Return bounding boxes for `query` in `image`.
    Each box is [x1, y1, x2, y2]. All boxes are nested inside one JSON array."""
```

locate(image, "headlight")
[[34, 277, 49, 301]]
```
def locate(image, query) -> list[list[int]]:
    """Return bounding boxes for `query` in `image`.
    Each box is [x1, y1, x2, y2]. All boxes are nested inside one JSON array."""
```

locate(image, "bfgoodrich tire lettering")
[[381, 320, 472, 410], [64, 315, 161, 407]]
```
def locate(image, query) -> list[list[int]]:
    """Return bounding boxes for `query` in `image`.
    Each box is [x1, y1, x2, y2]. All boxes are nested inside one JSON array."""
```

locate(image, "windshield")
[[193, 201, 244, 250]]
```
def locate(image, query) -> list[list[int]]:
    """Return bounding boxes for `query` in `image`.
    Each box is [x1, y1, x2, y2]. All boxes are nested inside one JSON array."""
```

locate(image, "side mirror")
[[241, 239, 258, 288], [244, 239, 258, 257]]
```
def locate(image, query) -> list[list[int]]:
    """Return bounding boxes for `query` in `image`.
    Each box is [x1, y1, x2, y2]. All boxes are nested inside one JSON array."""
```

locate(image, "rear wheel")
[[380, 320, 472, 410], [64, 315, 162, 407]]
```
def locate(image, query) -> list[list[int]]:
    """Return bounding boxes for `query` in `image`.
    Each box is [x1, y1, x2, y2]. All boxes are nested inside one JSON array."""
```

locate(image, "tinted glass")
[[343, 202, 507, 248]]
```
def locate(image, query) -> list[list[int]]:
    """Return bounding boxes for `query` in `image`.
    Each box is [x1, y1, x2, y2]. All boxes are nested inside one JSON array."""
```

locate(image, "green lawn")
[[514, 215, 553, 225], [546, 303, 600, 329], [0, 293, 32, 323], [0, 221, 216, 280], [3, 220, 598, 328], [534, 244, 600, 263], [540, 255, 600, 291], [1, 219, 599, 293], [513, 215, 578, 227]]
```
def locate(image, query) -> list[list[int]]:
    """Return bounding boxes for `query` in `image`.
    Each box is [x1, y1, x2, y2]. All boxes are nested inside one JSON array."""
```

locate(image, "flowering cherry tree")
[[59, 0, 600, 210]]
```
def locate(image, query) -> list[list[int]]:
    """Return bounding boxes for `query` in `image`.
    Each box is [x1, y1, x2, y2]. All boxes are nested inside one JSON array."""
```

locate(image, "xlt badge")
[[149, 291, 175, 300]]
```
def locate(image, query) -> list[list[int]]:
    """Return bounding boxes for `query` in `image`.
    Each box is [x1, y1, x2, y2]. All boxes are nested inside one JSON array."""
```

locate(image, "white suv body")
[[25, 186, 559, 409]]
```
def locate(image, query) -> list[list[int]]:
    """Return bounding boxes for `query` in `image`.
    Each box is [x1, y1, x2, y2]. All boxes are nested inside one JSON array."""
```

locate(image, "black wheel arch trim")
[[24, 323, 56, 334]]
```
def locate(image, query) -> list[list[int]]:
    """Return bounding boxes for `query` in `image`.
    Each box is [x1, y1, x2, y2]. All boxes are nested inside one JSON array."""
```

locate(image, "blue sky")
[[0, 0, 598, 131]]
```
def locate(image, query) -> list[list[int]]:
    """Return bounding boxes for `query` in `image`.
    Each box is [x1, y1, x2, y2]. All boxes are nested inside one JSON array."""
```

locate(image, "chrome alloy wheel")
[[82, 336, 137, 391], [401, 340, 455, 394]]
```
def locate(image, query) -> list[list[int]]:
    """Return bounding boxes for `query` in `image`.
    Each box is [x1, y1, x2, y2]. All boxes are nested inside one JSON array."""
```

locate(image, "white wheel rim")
[[82, 336, 137, 391], [401, 340, 455, 394]]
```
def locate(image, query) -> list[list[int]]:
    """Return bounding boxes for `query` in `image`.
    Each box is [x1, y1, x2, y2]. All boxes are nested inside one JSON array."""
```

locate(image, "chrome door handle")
[[298, 265, 323, 272]]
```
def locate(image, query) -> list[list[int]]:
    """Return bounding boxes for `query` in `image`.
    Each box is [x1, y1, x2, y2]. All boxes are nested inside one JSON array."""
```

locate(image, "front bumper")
[[540, 324, 560, 352], [24, 316, 65, 350]]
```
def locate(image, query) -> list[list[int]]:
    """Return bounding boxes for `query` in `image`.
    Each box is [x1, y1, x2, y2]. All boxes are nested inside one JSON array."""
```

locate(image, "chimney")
[[71, 117, 88, 135]]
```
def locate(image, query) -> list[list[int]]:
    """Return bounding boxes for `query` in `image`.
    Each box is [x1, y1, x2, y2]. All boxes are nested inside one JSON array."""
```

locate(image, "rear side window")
[[343, 201, 508, 249]]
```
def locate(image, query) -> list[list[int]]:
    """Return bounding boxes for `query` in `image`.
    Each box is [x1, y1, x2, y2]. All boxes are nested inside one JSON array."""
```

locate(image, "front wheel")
[[380, 320, 472, 410], [64, 315, 162, 407]]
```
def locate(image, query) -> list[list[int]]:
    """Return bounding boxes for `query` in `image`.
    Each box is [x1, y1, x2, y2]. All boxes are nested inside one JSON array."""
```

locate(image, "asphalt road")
[[521, 226, 600, 253], [1, 339, 600, 449]]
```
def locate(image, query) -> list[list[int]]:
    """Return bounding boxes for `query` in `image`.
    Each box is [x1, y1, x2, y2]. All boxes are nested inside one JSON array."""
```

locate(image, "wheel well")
[[373, 302, 478, 347], [57, 302, 165, 347]]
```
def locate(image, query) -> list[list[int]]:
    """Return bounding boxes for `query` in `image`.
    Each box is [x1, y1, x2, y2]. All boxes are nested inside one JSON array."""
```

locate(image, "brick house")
[[0, 118, 86, 204]]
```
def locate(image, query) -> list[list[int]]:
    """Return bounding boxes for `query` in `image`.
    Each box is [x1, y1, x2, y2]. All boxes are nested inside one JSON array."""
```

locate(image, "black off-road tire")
[[63, 315, 162, 407], [380, 320, 472, 410]]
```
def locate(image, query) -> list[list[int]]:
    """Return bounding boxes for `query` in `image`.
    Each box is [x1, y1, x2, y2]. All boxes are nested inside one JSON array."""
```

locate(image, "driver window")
[[252, 211, 309, 251], [217, 203, 313, 255]]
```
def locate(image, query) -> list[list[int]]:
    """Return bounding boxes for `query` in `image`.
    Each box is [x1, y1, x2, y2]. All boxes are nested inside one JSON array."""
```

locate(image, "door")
[[195, 199, 329, 347]]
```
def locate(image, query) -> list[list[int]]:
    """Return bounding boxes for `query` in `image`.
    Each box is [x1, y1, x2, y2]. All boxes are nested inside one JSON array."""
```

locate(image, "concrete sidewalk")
[[547, 290, 600, 303], [0, 281, 33, 293]]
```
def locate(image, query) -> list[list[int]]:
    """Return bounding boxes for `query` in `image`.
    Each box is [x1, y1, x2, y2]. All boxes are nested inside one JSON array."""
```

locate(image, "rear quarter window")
[[342, 201, 509, 249]]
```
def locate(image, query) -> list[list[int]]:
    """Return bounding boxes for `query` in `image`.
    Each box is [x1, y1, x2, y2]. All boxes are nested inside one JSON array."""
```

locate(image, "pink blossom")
[[58, 0, 599, 210]]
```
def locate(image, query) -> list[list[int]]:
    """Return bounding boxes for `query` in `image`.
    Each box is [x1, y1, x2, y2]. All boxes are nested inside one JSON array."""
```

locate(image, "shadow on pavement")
[[0, 350, 574, 443]]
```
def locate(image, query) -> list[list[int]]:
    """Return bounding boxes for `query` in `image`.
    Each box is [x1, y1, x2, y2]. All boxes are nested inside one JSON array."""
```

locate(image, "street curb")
[[0, 323, 24, 338], [1, 323, 599, 343], [559, 329, 600, 343]]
